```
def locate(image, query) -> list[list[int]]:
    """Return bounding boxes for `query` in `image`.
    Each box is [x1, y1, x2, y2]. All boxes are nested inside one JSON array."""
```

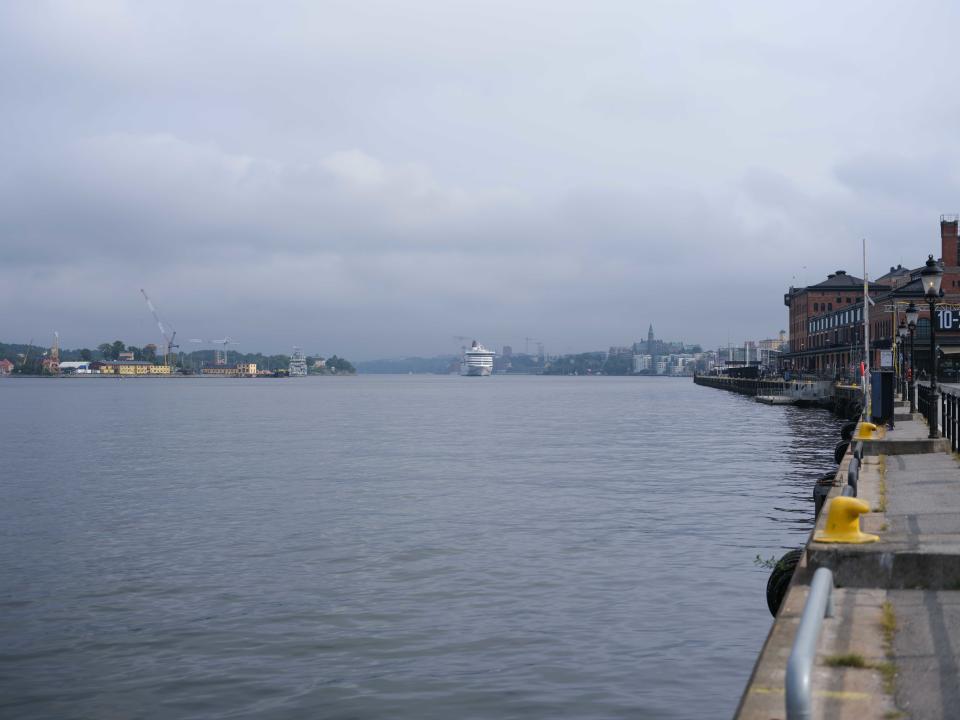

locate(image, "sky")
[[4, 1, 960, 359]]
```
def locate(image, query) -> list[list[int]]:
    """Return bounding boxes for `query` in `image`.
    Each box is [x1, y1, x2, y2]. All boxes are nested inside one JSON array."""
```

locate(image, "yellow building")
[[201, 363, 257, 377], [99, 361, 172, 376]]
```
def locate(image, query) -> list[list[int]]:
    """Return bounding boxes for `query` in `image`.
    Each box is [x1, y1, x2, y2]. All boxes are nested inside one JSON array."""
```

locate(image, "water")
[[0, 376, 843, 719]]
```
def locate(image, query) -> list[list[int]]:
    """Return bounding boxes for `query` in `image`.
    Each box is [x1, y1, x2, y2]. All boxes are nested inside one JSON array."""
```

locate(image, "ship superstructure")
[[460, 341, 495, 376], [289, 347, 307, 377]]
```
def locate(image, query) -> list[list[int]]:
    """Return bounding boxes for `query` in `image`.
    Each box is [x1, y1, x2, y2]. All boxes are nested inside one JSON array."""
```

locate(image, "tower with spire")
[[648, 324, 654, 347]]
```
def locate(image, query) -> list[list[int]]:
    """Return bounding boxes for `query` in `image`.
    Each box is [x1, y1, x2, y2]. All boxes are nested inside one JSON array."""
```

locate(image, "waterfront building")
[[59, 361, 92, 374], [0, 359, 13, 375], [758, 335, 786, 352], [632, 354, 652, 373], [783, 216, 960, 379], [97, 361, 172, 376], [201, 362, 257, 377], [783, 270, 888, 362]]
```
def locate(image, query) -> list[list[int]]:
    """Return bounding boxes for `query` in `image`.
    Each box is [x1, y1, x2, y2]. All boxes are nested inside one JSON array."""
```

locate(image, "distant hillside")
[[355, 356, 457, 374]]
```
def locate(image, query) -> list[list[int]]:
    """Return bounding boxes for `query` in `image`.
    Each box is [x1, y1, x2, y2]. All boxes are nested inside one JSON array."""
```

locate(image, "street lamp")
[[898, 319, 908, 400], [921, 255, 944, 438], [907, 301, 919, 414]]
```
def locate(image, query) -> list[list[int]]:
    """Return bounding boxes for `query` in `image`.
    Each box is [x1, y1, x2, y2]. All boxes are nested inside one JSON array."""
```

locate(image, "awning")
[[939, 347, 960, 356]]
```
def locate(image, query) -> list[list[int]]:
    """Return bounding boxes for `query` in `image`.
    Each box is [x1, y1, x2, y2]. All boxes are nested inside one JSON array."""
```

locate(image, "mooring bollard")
[[814, 496, 878, 544]]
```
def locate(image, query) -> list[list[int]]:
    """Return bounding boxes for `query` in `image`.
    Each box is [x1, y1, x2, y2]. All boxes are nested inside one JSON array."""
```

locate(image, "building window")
[[814, 302, 819, 312], [828, 303, 833, 310], [846, 297, 852, 303]]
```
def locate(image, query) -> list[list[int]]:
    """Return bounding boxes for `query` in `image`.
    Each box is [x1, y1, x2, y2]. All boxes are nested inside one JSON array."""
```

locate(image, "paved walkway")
[[738, 411, 960, 719], [882, 424, 960, 718]]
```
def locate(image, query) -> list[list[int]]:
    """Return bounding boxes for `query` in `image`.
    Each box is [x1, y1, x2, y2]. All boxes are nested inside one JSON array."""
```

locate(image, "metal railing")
[[916, 382, 960, 446], [940, 385, 960, 452], [918, 382, 933, 420], [846, 451, 860, 496], [785, 567, 835, 720]]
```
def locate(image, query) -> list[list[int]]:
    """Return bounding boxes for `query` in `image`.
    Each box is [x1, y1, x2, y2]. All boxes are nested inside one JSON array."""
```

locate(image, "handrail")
[[847, 456, 859, 496], [785, 567, 834, 720]]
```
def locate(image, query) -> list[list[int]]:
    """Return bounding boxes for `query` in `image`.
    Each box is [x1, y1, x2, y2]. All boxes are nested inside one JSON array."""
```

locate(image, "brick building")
[[783, 216, 960, 380], [783, 270, 888, 373]]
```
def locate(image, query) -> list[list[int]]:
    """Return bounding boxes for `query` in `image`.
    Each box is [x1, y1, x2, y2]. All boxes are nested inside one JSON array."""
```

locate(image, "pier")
[[735, 389, 960, 719], [693, 374, 851, 413]]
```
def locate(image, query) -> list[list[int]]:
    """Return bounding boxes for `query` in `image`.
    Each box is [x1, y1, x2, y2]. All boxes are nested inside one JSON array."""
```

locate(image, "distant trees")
[[602, 354, 633, 376], [324, 355, 356, 374], [96, 341, 127, 360], [543, 352, 606, 375], [80, 348, 92, 361]]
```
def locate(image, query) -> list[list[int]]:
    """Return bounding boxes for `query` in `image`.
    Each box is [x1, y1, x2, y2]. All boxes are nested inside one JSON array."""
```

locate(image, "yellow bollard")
[[856, 421, 878, 440], [814, 496, 879, 544]]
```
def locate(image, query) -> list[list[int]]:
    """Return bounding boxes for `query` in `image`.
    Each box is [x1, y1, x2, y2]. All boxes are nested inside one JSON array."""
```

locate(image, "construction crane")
[[46, 332, 60, 375], [190, 337, 238, 366], [20, 337, 34, 371], [141, 289, 179, 367]]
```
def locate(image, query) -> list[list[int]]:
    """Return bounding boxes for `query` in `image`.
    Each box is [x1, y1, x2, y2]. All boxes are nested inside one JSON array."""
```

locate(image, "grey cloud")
[[5, 1, 960, 358]]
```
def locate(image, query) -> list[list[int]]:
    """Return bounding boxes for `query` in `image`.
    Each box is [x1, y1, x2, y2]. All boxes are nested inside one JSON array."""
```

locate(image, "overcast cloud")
[[4, 1, 960, 358]]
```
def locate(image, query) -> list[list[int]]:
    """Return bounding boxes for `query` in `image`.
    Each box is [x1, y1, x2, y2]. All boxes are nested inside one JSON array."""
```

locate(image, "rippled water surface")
[[0, 376, 843, 719]]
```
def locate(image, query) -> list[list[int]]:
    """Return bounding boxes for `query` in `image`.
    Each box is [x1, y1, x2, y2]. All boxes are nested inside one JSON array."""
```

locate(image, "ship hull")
[[460, 364, 492, 376]]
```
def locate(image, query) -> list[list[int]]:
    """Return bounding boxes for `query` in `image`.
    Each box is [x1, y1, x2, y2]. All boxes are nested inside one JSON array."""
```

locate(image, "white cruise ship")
[[460, 341, 495, 376]]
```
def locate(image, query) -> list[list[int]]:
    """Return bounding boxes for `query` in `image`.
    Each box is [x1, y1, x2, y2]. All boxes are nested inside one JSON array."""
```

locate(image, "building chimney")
[[942, 214, 959, 268]]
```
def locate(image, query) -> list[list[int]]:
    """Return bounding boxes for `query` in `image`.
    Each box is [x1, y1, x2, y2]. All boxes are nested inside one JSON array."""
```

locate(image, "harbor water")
[[0, 376, 843, 719]]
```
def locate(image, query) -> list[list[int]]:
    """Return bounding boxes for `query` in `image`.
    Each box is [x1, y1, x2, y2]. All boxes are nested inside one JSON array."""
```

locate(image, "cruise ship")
[[460, 341, 495, 376]]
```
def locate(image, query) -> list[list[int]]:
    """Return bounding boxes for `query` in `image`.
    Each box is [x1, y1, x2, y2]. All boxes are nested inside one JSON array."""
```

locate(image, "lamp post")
[[898, 319, 908, 401], [907, 301, 918, 414], [921, 255, 944, 438]]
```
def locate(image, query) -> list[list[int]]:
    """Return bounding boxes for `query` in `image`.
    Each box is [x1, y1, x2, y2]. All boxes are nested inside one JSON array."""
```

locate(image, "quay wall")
[[694, 374, 863, 418], [692, 374, 784, 397]]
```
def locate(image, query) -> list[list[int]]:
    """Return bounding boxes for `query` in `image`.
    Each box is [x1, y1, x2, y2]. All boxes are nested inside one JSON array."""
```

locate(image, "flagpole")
[[863, 238, 871, 419]]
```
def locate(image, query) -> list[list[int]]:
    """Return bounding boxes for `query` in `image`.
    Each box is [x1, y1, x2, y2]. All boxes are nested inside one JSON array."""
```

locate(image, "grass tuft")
[[823, 653, 867, 668], [875, 457, 888, 512], [881, 601, 897, 651], [880, 601, 898, 696], [876, 660, 897, 696]]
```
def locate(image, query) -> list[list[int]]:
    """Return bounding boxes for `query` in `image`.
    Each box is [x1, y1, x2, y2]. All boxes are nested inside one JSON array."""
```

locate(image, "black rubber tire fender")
[[834, 440, 850, 464], [766, 549, 803, 617], [840, 421, 857, 441]]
